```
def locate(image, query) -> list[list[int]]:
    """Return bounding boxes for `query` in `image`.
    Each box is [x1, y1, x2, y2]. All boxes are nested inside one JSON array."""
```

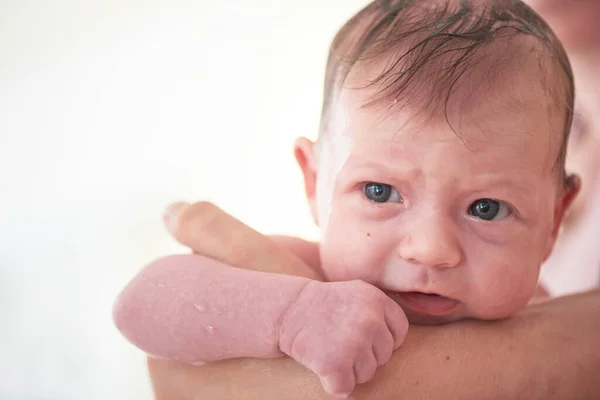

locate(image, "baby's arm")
[[114, 253, 407, 397], [113, 254, 309, 364], [114, 203, 323, 365], [115, 203, 408, 397]]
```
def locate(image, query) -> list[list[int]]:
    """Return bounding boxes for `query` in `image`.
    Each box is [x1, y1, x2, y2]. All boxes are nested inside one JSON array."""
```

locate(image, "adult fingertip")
[[163, 202, 190, 234]]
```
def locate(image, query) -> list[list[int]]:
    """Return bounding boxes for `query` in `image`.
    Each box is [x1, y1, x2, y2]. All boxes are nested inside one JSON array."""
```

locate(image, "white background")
[[0, 1, 368, 398]]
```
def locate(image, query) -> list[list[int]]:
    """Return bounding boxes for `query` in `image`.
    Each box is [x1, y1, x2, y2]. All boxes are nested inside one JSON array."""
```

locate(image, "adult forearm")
[[369, 291, 600, 400], [149, 290, 600, 400]]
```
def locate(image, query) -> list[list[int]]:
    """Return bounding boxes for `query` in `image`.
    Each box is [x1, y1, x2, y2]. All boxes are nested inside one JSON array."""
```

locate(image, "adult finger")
[[162, 201, 319, 279]]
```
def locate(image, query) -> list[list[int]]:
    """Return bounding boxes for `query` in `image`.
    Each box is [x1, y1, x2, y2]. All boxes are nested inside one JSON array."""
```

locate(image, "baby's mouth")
[[390, 291, 461, 316]]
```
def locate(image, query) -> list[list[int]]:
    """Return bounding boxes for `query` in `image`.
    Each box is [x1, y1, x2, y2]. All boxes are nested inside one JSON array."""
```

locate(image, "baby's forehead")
[[334, 36, 566, 144], [347, 34, 556, 110], [318, 0, 573, 186], [327, 71, 564, 180]]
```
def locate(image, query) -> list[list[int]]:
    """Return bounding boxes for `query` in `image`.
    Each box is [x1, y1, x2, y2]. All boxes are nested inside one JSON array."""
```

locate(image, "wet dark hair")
[[318, 0, 574, 177]]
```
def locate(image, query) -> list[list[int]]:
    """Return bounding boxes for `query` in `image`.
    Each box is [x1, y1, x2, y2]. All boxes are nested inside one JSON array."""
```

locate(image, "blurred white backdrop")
[[0, 0, 368, 398]]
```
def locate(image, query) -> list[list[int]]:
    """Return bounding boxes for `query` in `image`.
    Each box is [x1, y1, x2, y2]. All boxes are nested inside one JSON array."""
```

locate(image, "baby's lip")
[[389, 291, 461, 316]]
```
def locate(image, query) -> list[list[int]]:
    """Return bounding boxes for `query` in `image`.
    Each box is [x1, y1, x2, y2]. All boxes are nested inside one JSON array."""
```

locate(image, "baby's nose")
[[396, 216, 461, 268]]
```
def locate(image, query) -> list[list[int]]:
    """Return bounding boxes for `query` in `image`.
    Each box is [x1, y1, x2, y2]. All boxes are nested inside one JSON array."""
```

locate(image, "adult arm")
[[148, 289, 600, 400], [148, 202, 600, 400]]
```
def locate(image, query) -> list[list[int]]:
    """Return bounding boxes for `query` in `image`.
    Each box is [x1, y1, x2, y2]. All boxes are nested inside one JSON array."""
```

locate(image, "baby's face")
[[297, 67, 577, 324]]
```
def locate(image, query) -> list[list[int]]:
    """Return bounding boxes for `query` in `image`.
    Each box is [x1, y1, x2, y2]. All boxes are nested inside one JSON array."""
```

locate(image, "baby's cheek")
[[320, 226, 390, 283], [469, 258, 540, 319]]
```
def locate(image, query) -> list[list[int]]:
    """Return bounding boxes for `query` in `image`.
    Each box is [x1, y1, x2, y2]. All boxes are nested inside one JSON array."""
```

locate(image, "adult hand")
[[147, 202, 600, 400], [163, 201, 321, 280]]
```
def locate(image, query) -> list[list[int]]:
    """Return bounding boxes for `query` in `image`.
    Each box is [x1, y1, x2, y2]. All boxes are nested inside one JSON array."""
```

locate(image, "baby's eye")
[[468, 199, 511, 221], [364, 182, 403, 203]]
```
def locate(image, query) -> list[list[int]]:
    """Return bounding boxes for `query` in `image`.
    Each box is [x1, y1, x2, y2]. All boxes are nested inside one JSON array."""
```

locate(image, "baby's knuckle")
[[341, 335, 368, 355], [312, 355, 347, 376], [354, 310, 381, 330]]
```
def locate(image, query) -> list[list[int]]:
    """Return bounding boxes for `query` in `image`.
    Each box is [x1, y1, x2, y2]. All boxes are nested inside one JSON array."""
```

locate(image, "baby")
[[113, 0, 580, 397]]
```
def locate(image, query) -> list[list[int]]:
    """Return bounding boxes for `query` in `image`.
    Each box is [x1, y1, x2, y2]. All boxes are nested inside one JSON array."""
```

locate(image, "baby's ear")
[[544, 174, 581, 260], [555, 174, 581, 231], [294, 137, 319, 226]]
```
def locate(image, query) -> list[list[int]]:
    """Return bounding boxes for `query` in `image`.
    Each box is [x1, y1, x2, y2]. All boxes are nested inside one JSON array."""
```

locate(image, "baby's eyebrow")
[[343, 159, 422, 183], [344, 157, 414, 173], [474, 177, 537, 198]]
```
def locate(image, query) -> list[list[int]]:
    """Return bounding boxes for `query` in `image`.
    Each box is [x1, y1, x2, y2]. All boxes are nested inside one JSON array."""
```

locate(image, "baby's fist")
[[278, 280, 408, 398]]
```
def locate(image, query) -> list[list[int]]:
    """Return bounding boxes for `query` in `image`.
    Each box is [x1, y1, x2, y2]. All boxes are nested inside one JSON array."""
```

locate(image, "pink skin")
[[114, 33, 578, 400], [524, 0, 600, 51], [113, 3, 600, 399], [113, 254, 306, 364], [279, 280, 407, 397], [295, 55, 578, 325], [563, 112, 600, 228], [114, 254, 408, 398]]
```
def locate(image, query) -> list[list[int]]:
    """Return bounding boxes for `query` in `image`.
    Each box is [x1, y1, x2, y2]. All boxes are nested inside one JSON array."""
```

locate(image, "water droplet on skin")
[[193, 303, 206, 312], [147, 353, 169, 360], [205, 325, 215, 335], [158, 283, 165, 288]]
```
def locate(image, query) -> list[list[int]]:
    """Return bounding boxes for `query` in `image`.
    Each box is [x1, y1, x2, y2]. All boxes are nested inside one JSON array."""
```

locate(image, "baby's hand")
[[278, 280, 408, 398]]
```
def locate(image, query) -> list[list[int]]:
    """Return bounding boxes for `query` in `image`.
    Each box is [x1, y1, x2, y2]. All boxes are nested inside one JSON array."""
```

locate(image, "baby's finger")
[[373, 326, 394, 366], [353, 350, 378, 384], [384, 298, 409, 348], [320, 371, 355, 399]]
